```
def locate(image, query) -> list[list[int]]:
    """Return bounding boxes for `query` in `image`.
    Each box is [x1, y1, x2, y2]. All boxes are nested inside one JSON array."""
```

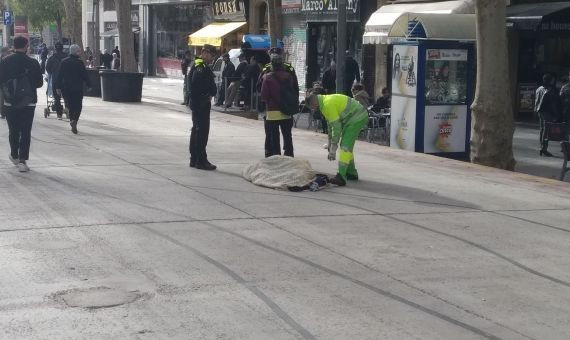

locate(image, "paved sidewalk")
[[0, 81, 569, 339]]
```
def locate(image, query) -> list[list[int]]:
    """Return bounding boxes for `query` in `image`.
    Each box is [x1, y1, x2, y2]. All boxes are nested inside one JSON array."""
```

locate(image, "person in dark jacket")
[[260, 47, 299, 158], [0, 46, 11, 119], [215, 53, 235, 106], [55, 45, 91, 134], [224, 54, 247, 108], [181, 50, 193, 105], [243, 56, 261, 109], [560, 71, 570, 125], [189, 44, 218, 170], [45, 42, 68, 118], [0, 36, 43, 172], [322, 61, 336, 94], [101, 49, 113, 69], [112, 46, 120, 59], [39, 43, 48, 73], [344, 51, 361, 97], [372, 87, 391, 112], [535, 73, 561, 157]]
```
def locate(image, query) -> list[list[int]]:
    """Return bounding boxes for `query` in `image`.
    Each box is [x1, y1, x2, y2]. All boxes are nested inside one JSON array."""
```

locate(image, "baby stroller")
[[44, 74, 67, 119]]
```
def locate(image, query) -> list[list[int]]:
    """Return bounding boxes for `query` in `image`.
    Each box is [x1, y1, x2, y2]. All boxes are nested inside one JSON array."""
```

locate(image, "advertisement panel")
[[392, 45, 418, 97], [390, 96, 416, 151], [423, 105, 468, 153], [390, 45, 418, 151], [425, 49, 468, 105]]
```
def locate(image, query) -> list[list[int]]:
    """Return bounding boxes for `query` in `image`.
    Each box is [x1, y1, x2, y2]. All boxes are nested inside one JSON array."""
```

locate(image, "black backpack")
[[270, 72, 299, 115], [3, 70, 34, 108]]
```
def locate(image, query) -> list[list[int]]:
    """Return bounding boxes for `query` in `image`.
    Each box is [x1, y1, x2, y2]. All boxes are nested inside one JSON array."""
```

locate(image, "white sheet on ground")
[[243, 156, 316, 190]]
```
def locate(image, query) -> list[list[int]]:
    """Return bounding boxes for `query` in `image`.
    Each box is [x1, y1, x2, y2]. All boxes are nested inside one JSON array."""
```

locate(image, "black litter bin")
[[84, 69, 102, 97], [100, 71, 144, 103]]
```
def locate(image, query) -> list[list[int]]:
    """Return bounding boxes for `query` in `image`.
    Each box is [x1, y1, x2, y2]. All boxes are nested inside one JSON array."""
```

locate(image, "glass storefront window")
[[155, 5, 212, 59], [425, 49, 468, 105]]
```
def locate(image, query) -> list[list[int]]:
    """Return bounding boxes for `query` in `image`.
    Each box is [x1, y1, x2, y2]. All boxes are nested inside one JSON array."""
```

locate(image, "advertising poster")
[[390, 45, 418, 150], [423, 105, 468, 153], [391, 45, 418, 97], [425, 49, 468, 105], [518, 83, 537, 113], [390, 96, 416, 151]]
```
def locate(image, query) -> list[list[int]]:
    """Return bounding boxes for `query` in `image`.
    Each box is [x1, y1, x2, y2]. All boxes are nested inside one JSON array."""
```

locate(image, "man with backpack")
[[259, 47, 299, 157], [0, 36, 43, 172]]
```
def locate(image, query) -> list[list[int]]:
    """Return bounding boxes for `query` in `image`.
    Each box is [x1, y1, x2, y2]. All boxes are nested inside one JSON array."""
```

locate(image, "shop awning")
[[242, 34, 284, 49], [363, 0, 474, 44], [188, 22, 247, 47], [388, 13, 476, 41], [506, 2, 570, 31], [100, 27, 140, 38]]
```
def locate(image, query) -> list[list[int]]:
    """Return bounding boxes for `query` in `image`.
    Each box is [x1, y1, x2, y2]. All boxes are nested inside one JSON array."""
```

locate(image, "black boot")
[[329, 174, 346, 186], [196, 160, 217, 171]]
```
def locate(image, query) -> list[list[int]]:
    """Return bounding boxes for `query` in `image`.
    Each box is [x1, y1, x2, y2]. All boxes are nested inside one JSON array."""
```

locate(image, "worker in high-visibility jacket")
[[305, 91, 368, 186]]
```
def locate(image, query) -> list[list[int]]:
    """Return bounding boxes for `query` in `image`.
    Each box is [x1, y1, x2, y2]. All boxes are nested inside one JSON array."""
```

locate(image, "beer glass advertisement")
[[423, 105, 467, 153], [390, 96, 416, 151], [425, 49, 468, 105], [392, 45, 418, 97]]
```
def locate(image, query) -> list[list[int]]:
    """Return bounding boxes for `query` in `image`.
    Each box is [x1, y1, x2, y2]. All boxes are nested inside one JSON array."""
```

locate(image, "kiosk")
[[388, 13, 476, 159]]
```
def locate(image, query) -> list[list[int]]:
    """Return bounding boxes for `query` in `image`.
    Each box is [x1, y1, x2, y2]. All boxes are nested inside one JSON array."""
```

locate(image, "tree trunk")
[[56, 18, 63, 42], [63, 0, 85, 60], [267, 0, 277, 47], [471, 0, 515, 170], [115, 0, 137, 73]]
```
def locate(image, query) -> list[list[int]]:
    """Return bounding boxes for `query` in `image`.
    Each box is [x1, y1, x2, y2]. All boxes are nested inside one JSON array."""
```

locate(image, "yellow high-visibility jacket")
[[317, 94, 368, 146]]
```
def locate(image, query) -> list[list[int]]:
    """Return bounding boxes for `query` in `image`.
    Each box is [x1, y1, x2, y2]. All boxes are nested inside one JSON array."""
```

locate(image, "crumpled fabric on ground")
[[243, 155, 318, 190]]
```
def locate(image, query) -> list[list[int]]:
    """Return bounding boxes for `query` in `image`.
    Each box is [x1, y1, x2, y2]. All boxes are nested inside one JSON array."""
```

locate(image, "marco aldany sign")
[[301, 0, 360, 21]]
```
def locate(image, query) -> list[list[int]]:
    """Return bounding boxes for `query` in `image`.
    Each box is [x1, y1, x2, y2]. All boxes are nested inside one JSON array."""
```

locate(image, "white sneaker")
[[17, 162, 30, 172], [9, 155, 19, 165]]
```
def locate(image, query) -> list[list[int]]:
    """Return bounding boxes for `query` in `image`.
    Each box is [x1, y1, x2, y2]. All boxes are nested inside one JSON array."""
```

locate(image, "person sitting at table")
[[372, 87, 391, 113]]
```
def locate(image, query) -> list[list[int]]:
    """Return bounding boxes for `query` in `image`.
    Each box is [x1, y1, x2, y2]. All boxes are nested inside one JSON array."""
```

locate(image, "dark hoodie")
[[46, 51, 69, 79]]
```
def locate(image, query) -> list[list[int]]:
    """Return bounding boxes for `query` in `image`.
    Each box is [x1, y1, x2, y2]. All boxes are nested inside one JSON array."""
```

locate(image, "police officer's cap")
[[202, 44, 217, 55]]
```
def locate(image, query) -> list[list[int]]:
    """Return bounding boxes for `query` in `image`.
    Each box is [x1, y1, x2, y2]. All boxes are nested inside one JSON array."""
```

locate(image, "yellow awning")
[[188, 22, 247, 47]]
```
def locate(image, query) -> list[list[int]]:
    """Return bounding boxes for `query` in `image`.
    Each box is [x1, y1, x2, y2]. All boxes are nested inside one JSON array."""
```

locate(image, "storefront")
[[188, 0, 249, 55], [141, 1, 212, 77], [506, 2, 570, 121], [281, 0, 363, 92]]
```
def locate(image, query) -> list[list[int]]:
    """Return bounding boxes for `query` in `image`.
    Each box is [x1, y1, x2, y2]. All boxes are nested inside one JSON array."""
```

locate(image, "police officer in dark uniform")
[[257, 47, 299, 157], [189, 44, 218, 170]]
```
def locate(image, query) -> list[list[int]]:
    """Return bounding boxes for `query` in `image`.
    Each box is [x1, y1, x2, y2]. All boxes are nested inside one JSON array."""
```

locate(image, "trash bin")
[[100, 71, 144, 103], [84, 69, 102, 97]]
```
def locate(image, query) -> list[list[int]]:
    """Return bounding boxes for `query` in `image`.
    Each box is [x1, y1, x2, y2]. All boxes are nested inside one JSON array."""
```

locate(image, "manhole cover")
[[56, 287, 141, 309]]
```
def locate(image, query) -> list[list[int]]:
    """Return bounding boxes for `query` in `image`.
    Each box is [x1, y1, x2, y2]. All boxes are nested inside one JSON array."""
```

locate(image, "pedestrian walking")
[[344, 51, 361, 97], [0, 36, 43, 172], [560, 72, 570, 124], [215, 53, 235, 106], [181, 50, 193, 105], [101, 49, 113, 69], [45, 42, 68, 119], [112, 46, 120, 59], [322, 60, 336, 94], [0, 46, 12, 120], [259, 47, 299, 158], [111, 53, 120, 70], [535, 74, 561, 157], [55, 45, 91, 135], [189, 44, 218, 170], [224, 53, 247, 108], [305, 90, 368, 186], [39, 43, 48, 74]]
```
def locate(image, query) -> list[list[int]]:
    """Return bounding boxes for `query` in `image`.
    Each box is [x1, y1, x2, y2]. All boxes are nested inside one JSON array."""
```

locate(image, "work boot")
[[329, 174, 346, 186], [196, 160, 217, 171], [70, 120, 78, 134], [346, 173, 359, 181], [189, 160, 196, 168]]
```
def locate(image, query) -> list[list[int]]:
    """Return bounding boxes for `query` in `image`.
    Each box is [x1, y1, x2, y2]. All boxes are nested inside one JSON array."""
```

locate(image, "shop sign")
[[301, 0, 360, 21], [104, 22, 117, 31], [212, 0, 246, 21], [14, 16, 28, 34], [283, 0, 302, 14], [541, 22, 570, 31]]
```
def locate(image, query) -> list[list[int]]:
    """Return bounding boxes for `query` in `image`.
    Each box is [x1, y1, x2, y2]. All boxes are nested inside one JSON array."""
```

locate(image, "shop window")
[[103, 0, 115, 11]]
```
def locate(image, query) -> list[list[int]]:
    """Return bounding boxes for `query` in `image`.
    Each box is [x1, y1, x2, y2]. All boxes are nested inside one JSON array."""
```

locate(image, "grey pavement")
[[0, 78, 569, 339]]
